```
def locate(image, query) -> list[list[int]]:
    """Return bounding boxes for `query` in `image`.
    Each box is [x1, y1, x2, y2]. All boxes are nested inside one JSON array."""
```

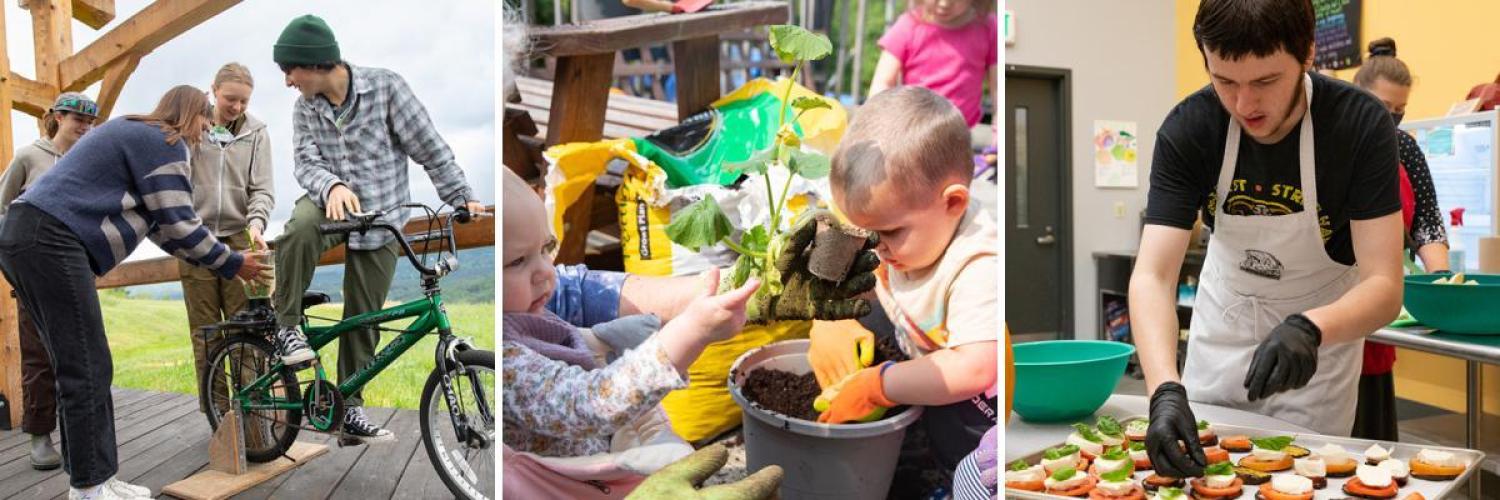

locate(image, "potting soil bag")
[[541, 138, 635, 255], [660, 320, 813, 443], [639, 77, 847, 188]]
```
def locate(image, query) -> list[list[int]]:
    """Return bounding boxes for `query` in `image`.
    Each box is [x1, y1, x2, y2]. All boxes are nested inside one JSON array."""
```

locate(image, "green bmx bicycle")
[[201, 203, 494, 499]]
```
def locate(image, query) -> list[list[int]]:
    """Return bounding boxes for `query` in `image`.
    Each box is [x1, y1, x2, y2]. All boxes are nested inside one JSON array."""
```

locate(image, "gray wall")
[[1005, 1, 1180, 340]]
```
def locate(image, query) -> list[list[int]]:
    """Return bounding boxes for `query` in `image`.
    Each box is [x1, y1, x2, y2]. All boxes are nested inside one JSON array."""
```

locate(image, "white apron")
[[1181, 74, 1364, 437]]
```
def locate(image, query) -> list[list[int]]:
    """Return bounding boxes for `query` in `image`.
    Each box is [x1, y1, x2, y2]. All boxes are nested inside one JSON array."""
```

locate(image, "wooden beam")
[[29, 0, 75, 87], [72, 0, 116, 30], [8, 72, 57, 117], [0, 0, 23, 431], [60, 0, 241, 92], [97, 207, 497, 289], [530, 1, 789, 58], [94, 52, 141, 121]]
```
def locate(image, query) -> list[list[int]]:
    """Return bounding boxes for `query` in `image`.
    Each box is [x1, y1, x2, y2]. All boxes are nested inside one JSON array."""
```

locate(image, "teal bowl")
[[1012, 340, 1134, 422], [1404, 274, 1500, 335]]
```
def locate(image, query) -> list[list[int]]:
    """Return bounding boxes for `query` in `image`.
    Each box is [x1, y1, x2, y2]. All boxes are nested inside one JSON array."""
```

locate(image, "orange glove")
[[816, 362, 896, 424], [808, 320, 876, 389]]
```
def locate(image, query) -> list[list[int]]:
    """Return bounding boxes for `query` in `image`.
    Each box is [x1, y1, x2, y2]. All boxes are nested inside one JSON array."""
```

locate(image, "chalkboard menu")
[[1313, 0, 1361, 70]]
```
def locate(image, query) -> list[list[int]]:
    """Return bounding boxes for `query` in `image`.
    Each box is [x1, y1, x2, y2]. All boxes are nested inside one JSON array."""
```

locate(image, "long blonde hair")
[[125, 85, 211, 147]]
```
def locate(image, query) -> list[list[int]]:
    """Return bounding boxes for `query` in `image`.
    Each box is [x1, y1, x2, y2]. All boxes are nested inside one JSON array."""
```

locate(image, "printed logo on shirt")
[[1209, 179, 1333, 241], [1240, 249, 1284, 280]]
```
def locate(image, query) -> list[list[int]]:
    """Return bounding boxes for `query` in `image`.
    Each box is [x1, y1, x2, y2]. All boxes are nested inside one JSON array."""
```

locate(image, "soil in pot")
[[742, 335, 910, 422]]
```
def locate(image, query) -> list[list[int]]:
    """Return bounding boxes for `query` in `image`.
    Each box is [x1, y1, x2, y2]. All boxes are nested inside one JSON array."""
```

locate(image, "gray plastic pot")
[[728, 339, 922, 500]]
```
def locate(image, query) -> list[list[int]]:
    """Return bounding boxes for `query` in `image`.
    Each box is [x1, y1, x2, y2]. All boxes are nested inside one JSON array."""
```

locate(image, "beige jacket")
[[0, 138, 63, 216], [191, 113, 275, 236]]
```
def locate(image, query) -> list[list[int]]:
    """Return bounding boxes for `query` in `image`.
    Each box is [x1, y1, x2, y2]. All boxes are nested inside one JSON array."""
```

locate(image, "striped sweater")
[[18, 118, 243, 279]]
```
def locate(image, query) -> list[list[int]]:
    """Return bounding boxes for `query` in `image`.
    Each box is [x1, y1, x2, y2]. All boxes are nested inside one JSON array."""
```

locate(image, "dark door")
[[1006, 67, 1072, 339]]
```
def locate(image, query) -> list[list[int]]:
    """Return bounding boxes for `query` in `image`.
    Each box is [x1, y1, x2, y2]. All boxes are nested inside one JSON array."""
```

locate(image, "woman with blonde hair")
[[183, 63, 275, 413], [0, 85, 269, 500]]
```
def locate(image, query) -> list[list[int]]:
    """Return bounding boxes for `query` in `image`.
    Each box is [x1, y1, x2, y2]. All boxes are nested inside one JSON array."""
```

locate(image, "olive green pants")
[[182, 232, 251, 414], [273, 197, 398, 407]]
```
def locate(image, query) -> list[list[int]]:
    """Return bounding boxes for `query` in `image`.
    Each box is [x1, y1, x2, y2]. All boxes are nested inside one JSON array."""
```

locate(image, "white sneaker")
[[105, 477, 151, 498], [68, 478, 151, 500]]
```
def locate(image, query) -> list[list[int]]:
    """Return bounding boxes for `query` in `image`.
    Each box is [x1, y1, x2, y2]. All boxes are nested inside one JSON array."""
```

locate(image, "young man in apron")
[[1128, 0, 1404, 478]]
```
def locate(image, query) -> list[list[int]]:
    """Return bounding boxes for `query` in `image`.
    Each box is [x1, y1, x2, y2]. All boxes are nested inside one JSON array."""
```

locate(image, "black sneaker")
[[341, 406, 395, 443], [273, 326, 316, 365]]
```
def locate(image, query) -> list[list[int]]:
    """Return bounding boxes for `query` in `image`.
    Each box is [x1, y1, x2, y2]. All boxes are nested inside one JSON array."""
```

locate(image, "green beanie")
[[274, 15, 340, 66]]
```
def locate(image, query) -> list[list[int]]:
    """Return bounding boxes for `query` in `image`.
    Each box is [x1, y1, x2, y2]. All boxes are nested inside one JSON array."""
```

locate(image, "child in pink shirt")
[[870, 0, 998, 128]]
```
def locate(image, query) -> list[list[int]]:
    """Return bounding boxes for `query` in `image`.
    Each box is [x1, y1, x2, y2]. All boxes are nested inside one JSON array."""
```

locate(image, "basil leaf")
[[1204, 461, 1234, 476], [1050, 467, 1077, 481], [1008, 459, 1030, 472], [1097, 415, 1124, 436], [1197, 420, 1210, 430], [1250, 436, 1293, 451], [1043, 444, 1080, 460], [1102, 446, 1129, 461], [1100, 467, 1132, 482], [1129, 441, 1146, 452], [1072, 424, 1102, 443]]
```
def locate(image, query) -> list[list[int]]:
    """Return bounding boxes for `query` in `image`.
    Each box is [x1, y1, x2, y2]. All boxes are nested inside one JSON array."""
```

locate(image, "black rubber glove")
[[1243, 313, 1322, 401], [1146, 381, 1207, 478]]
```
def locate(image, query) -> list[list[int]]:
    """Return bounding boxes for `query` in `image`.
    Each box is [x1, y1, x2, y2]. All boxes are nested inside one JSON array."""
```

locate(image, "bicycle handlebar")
[[314, 206, 473, 277]]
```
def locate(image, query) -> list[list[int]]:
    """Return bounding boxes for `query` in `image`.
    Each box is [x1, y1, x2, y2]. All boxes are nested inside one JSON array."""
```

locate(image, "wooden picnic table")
[[528, 0, 790, 263]]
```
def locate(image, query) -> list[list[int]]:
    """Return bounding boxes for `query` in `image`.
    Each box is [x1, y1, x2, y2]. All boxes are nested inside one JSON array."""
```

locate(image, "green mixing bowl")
[[1404, 273, 1500, 335], [1012, 340, 1134, 422]]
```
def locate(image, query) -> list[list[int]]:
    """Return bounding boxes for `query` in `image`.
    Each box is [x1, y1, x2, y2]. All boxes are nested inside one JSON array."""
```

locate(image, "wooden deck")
[[0, 388, 461, 499]]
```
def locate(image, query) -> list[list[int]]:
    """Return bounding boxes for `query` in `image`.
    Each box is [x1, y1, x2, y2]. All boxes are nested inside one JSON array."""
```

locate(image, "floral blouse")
[[502, 263, 684, 457]]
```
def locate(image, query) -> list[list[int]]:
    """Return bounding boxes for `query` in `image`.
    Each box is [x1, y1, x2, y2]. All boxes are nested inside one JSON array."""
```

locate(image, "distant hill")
[[126, 246, 494, 304]]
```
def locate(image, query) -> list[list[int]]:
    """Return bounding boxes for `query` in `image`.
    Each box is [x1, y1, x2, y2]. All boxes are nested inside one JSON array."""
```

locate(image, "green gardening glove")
[[739, 209, 879, 324], [627, 444, 783, 500]]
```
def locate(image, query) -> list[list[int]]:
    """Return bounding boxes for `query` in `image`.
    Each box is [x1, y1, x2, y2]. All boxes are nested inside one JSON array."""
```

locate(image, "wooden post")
[[547, 53, 613, 264], [671, 36, 721, 120], [0, 2, 21, 430], [207, 410, 247, 474], [29, 0, 74, 135]]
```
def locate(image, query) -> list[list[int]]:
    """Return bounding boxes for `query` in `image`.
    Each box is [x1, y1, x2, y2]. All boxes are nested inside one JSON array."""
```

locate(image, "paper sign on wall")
[[1093, 120, 1138, 188]]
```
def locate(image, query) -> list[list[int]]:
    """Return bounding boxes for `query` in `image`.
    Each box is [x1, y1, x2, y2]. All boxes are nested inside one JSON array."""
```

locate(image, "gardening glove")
[[816, 361, 896, 424], [1146, 381, 1207, 478], [626, 443, 783, 500], [1244, 313, 1321, 401], [591, 314, 661, 359], [808, 320, 876, 389], [747, 209, 879, 324]]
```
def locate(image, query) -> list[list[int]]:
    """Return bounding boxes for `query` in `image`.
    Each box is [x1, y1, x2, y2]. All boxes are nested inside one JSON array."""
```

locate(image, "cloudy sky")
[[4, 0, 496, 259]]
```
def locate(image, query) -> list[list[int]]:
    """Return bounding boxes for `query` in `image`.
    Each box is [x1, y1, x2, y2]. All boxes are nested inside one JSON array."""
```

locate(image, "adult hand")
[[747, 209, 878, 324], [325, 184, 361, 221], [462, 200, 489, 217], [1146, 381, 1207, 478], [235, 251, 272, 283], [248, 226, 268, 251], [807, 320, 875, 389], [815, 362, 894, 424], [1244, 313, 1321, 401], [626, 444, 783, 500]]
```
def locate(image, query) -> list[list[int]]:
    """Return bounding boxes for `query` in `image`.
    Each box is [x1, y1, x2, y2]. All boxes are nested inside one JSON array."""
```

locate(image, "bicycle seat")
[[303, 292, 332, 310]]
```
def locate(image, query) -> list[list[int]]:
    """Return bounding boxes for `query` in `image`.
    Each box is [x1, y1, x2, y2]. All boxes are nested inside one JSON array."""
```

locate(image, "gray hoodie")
[[0, 137, 63, 216], [191, 113, 275, 236]]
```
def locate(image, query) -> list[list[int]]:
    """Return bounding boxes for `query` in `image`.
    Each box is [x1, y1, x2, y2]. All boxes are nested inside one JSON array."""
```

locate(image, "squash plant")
[[664, 25, 835, 298]]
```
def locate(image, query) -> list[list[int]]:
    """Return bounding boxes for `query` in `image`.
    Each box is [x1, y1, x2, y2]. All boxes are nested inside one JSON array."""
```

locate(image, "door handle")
[[1036, 225, 1056, 246]]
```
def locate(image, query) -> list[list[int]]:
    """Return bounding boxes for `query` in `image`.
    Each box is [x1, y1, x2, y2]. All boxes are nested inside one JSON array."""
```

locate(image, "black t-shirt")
[[1144, 72, 1400, 265]]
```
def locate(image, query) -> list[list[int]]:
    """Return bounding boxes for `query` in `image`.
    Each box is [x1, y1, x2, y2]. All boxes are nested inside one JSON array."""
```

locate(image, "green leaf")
[[1008, 459, 1031, 472], [1101, 446, 1128, 461], [1049, 467, 1077, 482], [1157, 487, 1185, 499], [664, 197, 733, 252], [791, 96, 831, 112], [1100, 467, 1132, 482], [1043, 444, 1080, 460], [1250, 436, 1293, 451], [1197, 420, 1210, 430], [740, 225, 771, 254], [787, 149, 830, 180], [1204, 461, 1234, 476], [1129, 441, 1146, 452], [1127, 419, 1149, 433], [768, 25, 833, 63], [1072, 424, 1102, 443], [725, 147, 774, 176], [1097, 415, 1124, 437], [725, 254, 757, 289]]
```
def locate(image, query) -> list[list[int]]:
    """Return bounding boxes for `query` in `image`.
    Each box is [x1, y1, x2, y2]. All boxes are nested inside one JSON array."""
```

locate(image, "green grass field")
[[102, 291, 495, 410]]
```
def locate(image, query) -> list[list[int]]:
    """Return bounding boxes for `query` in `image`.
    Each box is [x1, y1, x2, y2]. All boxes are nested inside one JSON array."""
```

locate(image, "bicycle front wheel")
[[420, 349, 495, 500]]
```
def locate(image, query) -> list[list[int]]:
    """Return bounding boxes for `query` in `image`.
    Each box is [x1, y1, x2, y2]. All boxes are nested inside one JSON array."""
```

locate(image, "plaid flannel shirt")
[[292, 64, 474, 250]]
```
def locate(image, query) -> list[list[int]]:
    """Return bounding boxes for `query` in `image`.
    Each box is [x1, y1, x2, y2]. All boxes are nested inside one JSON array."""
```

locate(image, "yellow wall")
[[1173, 0, 1500, 415]]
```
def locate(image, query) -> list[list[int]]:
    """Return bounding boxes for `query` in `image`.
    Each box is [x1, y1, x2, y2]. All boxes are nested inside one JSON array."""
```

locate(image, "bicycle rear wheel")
[[203, 334, 303, 463], [420, 349, 495, 500]]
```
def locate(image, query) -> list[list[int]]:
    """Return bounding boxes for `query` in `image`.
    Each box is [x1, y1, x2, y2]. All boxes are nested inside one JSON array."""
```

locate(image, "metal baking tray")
[[1005, 416, 1485, 499]]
